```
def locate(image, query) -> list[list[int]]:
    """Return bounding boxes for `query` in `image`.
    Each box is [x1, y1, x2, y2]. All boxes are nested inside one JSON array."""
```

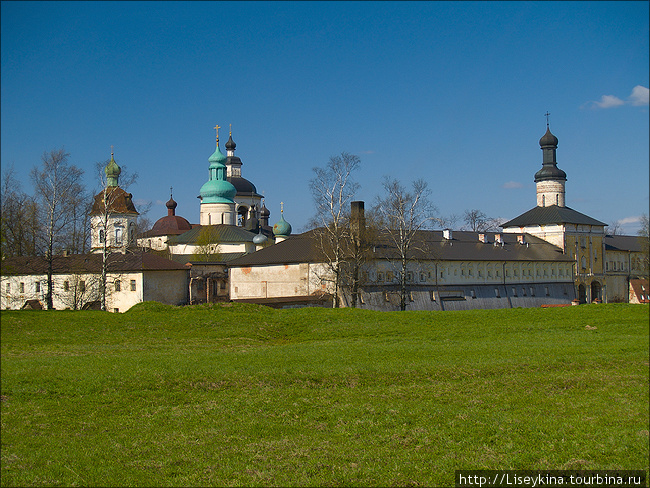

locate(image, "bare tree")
[[462, 209, 500, 232], [30, 148, 85, 309], [308, 152, 361, 307], [605, 220, 623, 236], [1, 166, 39, 258], [373, 177, 438, 311], [91, 156, 139, 311]]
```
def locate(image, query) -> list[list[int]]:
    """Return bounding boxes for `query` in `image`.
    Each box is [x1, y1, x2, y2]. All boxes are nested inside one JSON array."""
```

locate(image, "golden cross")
[[229, 123, 232, 136], [544, 111, 550, 128], [280, 201, 284, 213], [110, 145, 114, 156], [214, 124, 221, 143]]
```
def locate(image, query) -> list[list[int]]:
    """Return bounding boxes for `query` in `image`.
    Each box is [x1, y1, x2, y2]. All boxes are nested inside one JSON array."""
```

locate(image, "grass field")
[[1, 303, 648, 487]]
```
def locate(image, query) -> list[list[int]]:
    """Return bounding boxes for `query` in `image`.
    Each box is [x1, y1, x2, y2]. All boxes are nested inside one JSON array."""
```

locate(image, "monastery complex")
[[2, 124, 648, 311]]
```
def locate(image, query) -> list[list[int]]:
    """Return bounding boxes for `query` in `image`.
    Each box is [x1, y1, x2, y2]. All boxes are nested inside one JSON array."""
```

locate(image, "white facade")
[[1, 269, 188, 312]]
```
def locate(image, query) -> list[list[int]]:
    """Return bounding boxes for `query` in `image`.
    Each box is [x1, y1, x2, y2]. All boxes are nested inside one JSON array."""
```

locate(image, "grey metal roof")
[[167, 224, 257, 245], [1, 251, 188, 276], [502, 205, 606, 228], [228, 232, 322, 266], [227, 228, 573, 267], [604, 234, 646, 252]]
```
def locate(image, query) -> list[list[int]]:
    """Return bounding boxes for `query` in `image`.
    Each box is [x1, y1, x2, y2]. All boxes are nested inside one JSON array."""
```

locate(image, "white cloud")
[[584, 85, 649, 109], [593, 94, 625, 109], [629, 85, 649, 106], [618, 215, 641, 225], [502, 181, 523, 189]]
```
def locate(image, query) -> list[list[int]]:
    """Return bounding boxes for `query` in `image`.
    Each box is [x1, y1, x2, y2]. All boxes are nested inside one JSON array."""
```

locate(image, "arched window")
[[115, 227, 123, 245], [581, 256, 587, 270], [99, 229, 105, 243]]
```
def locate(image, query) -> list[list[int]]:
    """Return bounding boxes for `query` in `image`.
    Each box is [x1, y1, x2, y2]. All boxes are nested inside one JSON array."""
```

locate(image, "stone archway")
[[578, 283, 587, 304], [591, 281, 602, 302]]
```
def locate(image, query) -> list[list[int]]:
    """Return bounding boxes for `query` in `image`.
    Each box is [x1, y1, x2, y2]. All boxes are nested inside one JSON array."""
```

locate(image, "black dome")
[[228, 176, 262, 197], [539, 128, 558, 147]]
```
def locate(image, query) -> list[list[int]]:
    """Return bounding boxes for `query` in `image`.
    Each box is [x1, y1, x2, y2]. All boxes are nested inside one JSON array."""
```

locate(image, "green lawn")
[[1, 303, 648, 487]]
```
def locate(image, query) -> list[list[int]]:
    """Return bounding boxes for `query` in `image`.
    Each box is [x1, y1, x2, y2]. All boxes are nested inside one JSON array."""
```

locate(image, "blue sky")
[[2, 1, 648, 234]]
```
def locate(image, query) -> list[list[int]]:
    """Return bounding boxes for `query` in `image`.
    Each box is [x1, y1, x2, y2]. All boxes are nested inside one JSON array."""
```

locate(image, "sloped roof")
[[502, 205, 606, 228], [90, 187, 139, 215], [228, 232, 322, 266], [227, 228, 572, 267], [1, 251, 187, 276], [604, 234, 646, 253], [167, 224, 259, 245]]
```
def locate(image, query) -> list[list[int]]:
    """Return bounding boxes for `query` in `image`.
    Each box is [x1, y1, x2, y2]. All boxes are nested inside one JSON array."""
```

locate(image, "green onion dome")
[[273, 213, 292, 237], [200, 145, 236, 203], [105, 153, 121, 187]]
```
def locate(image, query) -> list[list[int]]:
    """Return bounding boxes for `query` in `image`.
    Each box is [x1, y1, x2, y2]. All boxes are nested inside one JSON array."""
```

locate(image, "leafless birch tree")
[[92, 157, 139, 311], [30, 148, 85, 309], [308, 152, 360, 307], [374, 177, 438, 311]]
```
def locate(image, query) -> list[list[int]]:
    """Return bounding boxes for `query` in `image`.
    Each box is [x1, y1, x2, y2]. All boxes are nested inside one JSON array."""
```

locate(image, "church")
[[1, 124, 647, 311]]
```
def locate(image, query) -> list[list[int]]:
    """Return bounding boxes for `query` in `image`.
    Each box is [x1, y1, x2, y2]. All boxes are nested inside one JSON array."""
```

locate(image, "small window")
[[529, 287, 535, 297], [115, 280, 121, 292], [19, 282, 24, 293], [99, 229, 105, 243], [406, 271, 413, 282], [35, 282, 40, 293], [430, 290, 436, 301], [130, 280, 136, 291], [377, 272, 384, 282], [115, 227, 123, 245], [494, 288, 500, 298], [545, 287, 550, 296], [6, 283, 10, 293], [80, 281, 86, 292], [64, 281, 69, 291], [511, 287, 517, 297], [522, 287, 527, 296], [114, 308, 119, 313], [420, 272, 426, 282], [386, 271, 394, 281], [470, 289, 476, 299]]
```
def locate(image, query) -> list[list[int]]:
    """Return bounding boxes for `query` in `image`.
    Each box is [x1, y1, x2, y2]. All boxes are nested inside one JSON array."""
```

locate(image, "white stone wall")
[[230, 262, 332, 300], [91, 213, 138, 253], [200, 202, 236, 226], [168, 241, 254, 256], [364, 260, 574, 286], [142, 270, 188, 306], [536, 180, 565, 207], [137, 235, 169, 251], [1, 271, 144, 312]]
